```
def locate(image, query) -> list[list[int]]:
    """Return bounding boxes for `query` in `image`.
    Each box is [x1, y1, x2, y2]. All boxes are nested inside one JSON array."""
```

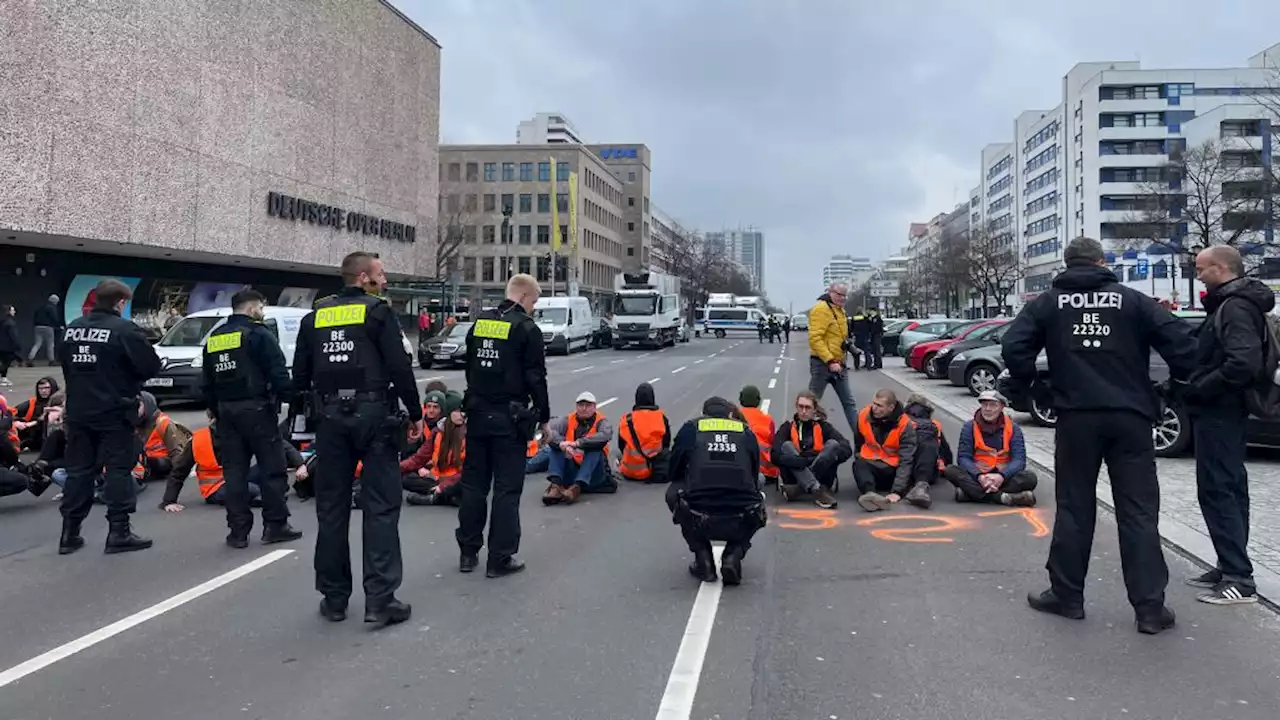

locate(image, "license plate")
[[144, 377, 174, 387], [434, 354, 451, 361]]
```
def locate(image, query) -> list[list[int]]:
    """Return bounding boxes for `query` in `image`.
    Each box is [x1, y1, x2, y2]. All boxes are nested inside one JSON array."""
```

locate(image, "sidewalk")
[[881, 364, 1280, 605]]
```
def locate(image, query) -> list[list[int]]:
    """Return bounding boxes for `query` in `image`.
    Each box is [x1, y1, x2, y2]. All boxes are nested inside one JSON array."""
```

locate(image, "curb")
[[881, 365, 1280, 608]]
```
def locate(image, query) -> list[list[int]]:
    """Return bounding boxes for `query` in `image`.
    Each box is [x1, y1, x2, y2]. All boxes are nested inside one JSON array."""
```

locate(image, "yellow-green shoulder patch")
[[205, 331, 243, 354], [315, 304, 367, 328], [474, 319, 511, 340], [698, 418, 745, 433]]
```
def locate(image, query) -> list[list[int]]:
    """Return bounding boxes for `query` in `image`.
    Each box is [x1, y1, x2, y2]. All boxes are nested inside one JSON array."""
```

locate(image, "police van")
[[696, 306, 768, 338], [145, 306, 413, 405]]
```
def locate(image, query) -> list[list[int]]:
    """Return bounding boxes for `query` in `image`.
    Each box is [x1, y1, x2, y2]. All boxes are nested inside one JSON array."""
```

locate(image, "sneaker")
[[954, 487, 968, 503], [1185, 568, 1222, 589], [1001, 491, 1036, 507], [1197, 581, 1258, 606], [813, 487, 838, 509], [857, 491, 890, 512], [905, 482, 932, 509]]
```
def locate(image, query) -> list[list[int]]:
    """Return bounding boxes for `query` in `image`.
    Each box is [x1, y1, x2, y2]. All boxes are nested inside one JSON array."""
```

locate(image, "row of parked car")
[[887, 312, 1280, 458]]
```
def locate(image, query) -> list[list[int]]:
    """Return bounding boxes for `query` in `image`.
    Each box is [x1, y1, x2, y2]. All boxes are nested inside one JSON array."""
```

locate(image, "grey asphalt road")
[[2, 333, 1279, 719]]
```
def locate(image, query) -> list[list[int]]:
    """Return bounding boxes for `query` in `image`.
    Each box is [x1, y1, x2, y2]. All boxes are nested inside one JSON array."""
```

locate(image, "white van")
[[533, 296, 594, 354]]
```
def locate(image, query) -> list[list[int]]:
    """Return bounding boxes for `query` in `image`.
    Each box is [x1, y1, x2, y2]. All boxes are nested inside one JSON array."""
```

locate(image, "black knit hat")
[[738, 385, 762, 408]]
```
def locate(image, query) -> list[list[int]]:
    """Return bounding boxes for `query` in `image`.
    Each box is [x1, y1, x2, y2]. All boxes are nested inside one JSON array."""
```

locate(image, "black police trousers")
[[215, 400, 290, 537], [61, 419, 137, 526], [664, 487, 763, 556], [456, 409, 525, 566], [313, 400, 403, 607], [1049, 410, 1167, 611]]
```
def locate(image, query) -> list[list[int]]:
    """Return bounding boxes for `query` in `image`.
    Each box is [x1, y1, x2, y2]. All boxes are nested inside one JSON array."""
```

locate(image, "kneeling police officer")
[[294, 252, 423, 627], [665, 396, 768, 585], [1001, 236, 1196, 635], [201, 288, 302, 549]]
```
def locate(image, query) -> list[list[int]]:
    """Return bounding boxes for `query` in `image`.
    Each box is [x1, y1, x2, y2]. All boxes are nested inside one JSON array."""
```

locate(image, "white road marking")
[[693, 359, 704, 365], [772, 367, 779, 374], [611, 358, 627, 364], [672, 366, 687, 374], [597, 397, 617, 408], [649, 377, 662, 384], [0, 550, 295, 689], [707, 353, 717, 359], [655, 544, 725, 720], [760, 398, 772, 415], [417, 376, 442, 383], [768, 378, 777, 389], [639, 353, 652, 358], [572, 365, 595, 373]]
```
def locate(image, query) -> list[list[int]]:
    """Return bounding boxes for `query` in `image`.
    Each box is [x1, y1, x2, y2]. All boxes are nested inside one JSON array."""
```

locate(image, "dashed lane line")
[[760, 398, 771, 415], [672, 366, 687, 374], [572, 365, 596, 373], [649, 377, 662, 384], [597, 397, 618, 408], [611, 359, 626, 364], [693, 359, 704, 365], [768, 378, 777, 389], [772, 366, 779, 374]]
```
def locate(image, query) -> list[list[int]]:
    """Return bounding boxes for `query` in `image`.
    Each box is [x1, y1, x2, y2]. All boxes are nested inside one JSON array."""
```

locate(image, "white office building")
[[516, 112, 585, 145], [822, 254, 874, 288], [705, 227, 766, 292]]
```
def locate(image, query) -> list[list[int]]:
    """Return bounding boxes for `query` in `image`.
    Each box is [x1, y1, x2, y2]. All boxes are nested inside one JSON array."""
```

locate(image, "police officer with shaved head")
[[1001, 236, 1197, 635], [294, 251, 423, 628]]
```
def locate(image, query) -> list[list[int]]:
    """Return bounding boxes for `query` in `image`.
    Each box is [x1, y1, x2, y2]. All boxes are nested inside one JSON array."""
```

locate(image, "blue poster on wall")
[[187, 282, 249, 314], [64, 275, 142, 324]]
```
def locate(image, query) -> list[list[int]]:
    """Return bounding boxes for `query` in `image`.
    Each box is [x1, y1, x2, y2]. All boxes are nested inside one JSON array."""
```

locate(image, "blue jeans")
[[1192, 410, 1254, 586], [548, 449, 609, 490], [807, 357, 859, 432], [526, 445, 550, 474]]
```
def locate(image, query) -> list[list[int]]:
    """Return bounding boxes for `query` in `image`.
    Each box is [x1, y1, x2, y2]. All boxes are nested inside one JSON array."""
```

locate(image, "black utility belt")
[[319, 390, 387, 404]]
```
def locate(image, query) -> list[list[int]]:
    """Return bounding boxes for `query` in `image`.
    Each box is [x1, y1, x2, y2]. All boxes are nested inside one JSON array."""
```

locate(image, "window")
[[502, 162, 516, 181], [519, 225, 532, 244], [627, 222, 635, 232], [1025, 214, 1059, 236], [481, 257, 495, 282], [446, 194, 459, 213], [1135, 112, 1162, 127], [483, 162, 497, 181], [463, 225, 478, 244], [560, 225, 568, 245], [464, 194, 478, 212], [463, 256, 476, 282], [500, 193, 514, 213], [518, 194, 532, 213], [537, 225, 550, 245], [518, 257, 531, 276], [1153, 260, 1169, 279], [538, 162, 551, 181], [483, 194, 496, 212], [447, 163, 461, 181], [465, 163, 479, 182], [628, 197, 635, 207], [536, 193, 551, 213], [536, 256, 550, 281], [556, 162, 570, 181], [628, 171, 636, 182], [557, 193, 569, 212], [519, 162, 534, 181], [482, 225, 496, 243], [644, 197, 649, 213]]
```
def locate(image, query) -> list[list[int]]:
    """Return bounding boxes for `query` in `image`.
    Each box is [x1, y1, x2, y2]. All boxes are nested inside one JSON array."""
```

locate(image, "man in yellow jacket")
[[806, 282, 860, 432]]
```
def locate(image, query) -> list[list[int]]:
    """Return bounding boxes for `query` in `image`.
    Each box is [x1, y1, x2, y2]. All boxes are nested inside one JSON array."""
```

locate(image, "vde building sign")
[[599, 148, 638, 159], [266, 191, 417, 243]]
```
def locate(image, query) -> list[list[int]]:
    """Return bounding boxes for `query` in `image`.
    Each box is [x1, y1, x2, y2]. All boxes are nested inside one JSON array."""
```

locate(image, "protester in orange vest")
[[851, 389, 918, 512], [400, 389, 448, 496], [772, 390, 852, 509], [543, 391, 615, 505], [898, 394, 954, 510], [155, 423, 308, 513], [524, 424, 552, 474], [942, 391, 1037, 506], [10, 376, 58, 451], [0, 395, 21, 468], [737, 385, 776, 488], [616, 382, 671, 483], [135, 392, 188, 486], [407, 393, 466, 506]]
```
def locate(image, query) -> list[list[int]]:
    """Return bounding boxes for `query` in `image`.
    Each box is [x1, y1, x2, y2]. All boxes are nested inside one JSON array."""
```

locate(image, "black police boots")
[[1026, 589, 1085, 620], [319, 598, 347, 622], [262, 523, 303, 545], [688, 548, 717, 583], [104, 523, 153, 554], [721, 547, 744, 586], [58, 520, 85, 555], [1136, 606, 1176, 635], [486, 556, 526, 578], [364, 599, 412, 627]]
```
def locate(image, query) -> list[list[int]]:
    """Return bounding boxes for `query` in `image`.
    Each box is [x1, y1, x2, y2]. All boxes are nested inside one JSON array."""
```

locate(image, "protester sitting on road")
[[665, 396, 766, 585], [543, 391, 616, 505], [942, 391, 1037, 507], [26, 392, 67, 488], [526, 423, 553, 474], [0, 395, 23, 468], [10, 376, 59, 451], [158, 423, 309, 513], [136, 391, 190, 486], [407, 392, 466, 507], [851, 389, 918, 512], [616, 382, 672, 483], [400, 390, 447, 496], [773, 390, 852, 509], [899, 393, 953, 509], [737, 385, 777, 489]]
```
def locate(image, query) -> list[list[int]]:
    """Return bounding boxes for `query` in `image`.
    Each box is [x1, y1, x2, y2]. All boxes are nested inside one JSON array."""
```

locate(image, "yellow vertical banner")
[[550, 156, 562, 251], [568, 171, 578, 250]]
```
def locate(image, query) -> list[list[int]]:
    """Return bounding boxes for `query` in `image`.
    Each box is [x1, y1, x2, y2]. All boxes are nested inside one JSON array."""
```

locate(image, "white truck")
[[611, 271, 682, 349]]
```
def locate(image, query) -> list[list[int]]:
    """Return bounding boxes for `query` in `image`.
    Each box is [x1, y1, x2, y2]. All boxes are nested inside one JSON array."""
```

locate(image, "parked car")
[[897, 319, 968, 357], [880, 319, 916, 356], [998, 310, 1280, 457], [920, 320, 1010, 379], [791, 313, 809, 331], [946, 343, 1006, 396], [418, 321, 473, 369], [908, 320, 1006, 377]]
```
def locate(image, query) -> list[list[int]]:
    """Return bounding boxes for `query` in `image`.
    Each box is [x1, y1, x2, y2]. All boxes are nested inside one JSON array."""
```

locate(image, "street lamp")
[[501, 204, 513, 282]]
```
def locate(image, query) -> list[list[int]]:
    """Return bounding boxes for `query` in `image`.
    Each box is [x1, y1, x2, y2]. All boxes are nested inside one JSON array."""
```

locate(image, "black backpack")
[[1212, 301, 1280, 419]]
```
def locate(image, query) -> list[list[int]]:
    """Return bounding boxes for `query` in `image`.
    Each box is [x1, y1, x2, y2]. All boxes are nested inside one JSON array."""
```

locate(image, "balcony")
[[1098, 99, 1169, 113], [1098, 126, 1169, 141], [1098, 153, 1168, 168]]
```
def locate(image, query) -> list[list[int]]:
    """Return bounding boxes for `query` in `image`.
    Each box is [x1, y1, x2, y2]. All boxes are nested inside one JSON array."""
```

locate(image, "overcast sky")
[[400, 0, 1280, 311]]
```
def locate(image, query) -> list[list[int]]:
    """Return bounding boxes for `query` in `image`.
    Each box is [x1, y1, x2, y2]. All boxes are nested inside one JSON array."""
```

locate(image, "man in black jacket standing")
[[29, 294, 61, 367], [1002, 236, 1197, 635], [1182, 245, 1273, 606]]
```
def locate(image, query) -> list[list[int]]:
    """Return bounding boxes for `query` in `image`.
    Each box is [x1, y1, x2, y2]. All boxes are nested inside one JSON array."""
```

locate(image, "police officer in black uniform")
[[456, 273, 549, 578], [57, 279, 162, 555], [1001, 236, 1197, 635], [293, 252, 422, 627], [201, 288, 302, 549], [664, 396, 767, 585]]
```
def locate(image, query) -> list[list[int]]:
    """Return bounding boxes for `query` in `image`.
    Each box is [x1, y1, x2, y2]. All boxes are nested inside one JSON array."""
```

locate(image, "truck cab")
[[611, 271, 682, 349]]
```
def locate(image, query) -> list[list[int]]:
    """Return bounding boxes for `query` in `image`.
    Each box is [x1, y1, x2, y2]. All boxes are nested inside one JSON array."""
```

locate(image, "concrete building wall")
[[588, 144, 651, 273], [0, 0, 440, 277]]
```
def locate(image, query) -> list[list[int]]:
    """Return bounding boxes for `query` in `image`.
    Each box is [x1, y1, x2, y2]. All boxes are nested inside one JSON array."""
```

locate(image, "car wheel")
[[965, 363, 998, 396], [1029, 395, 1057, 427], [1153, 402, 1192, 457], [714, 329, 726, 338], [923, 354, 941, 379], [418, 357, 432, 370]]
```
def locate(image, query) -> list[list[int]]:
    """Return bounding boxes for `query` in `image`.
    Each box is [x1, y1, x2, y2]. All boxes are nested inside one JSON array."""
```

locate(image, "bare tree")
[[435, 206, 477, 279], [964, 226, 1024, 317], [932, 230, 971, 316]]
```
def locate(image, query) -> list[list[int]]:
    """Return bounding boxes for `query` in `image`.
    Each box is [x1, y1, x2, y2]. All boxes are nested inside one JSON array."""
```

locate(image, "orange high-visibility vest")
[[190, 427, 225, 499], [740, 407, 777, 478], [21, 397, 37, 422], [433, 434, 466, 477], [566, 414, 608, 464], [972, 416, 1014, 473], [790, 420, 824, 453], [618, 409, 667, 481], [144, 414, 172, 459], [526, 439, 540, 458], [857, 407, 912, 467]]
